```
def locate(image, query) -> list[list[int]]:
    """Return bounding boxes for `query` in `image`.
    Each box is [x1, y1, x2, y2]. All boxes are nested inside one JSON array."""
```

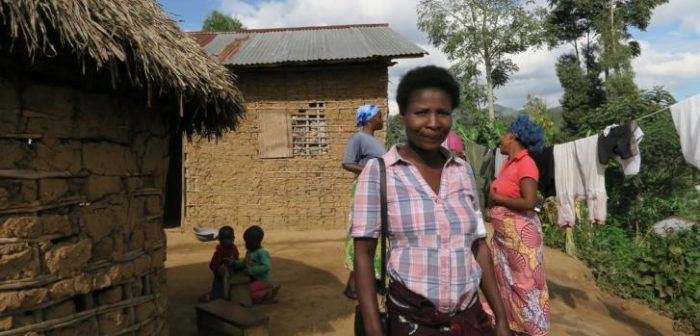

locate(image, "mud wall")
[[0, 75, 169, 335], [184, 63, 388, 232]]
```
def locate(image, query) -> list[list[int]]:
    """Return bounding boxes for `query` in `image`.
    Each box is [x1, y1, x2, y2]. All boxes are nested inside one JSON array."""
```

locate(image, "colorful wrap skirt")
[[488, 206, 550, 335]]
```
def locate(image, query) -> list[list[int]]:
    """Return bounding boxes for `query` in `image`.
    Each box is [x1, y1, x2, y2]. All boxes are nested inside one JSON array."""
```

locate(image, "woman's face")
[[499, 131, 516, 154], [401, 88, 452, 152], [370, 111, 384, 131]]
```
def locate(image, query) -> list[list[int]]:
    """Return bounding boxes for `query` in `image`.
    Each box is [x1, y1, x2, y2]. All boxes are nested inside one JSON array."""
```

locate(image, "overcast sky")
[[160, 0, 700, 113]]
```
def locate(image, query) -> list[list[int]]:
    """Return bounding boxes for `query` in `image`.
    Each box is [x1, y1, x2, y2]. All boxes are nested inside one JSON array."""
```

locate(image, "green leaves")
[[543, 211, 700, 332], [417, 0, 544, 118], [201, 10, 244, 32]]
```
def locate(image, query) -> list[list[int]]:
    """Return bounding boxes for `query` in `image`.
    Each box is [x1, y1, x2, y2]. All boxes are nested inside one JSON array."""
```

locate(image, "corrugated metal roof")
[[190, 24, 426, 66]]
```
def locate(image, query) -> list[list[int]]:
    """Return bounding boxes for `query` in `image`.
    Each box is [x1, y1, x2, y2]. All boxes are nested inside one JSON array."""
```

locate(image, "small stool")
[[195, 300, 269, 336], [228, 272, 252, 307]]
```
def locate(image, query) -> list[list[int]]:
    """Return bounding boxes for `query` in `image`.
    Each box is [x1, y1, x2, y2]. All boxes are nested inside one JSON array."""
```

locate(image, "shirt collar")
[[385, 145, 463, 167], [511, 149, 529, 161]]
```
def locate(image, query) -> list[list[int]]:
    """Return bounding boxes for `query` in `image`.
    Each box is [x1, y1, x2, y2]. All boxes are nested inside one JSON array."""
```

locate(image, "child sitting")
[[207, 226, 240, 301], [235, 225, 280, 304]]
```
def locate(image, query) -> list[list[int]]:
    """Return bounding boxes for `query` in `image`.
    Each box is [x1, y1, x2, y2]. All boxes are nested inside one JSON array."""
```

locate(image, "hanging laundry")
[[463, 140, 494, 213], [553, 142, 584, 227], [574, 135, 607, 224], [530, 146, 556, 198], [553, 135, 607, 227], [598, 123, 633, 164], [598, 122, 644, 175], [494, 149, 508, 176], [617, 122, 644, 176], [670, 94, 700, 170]]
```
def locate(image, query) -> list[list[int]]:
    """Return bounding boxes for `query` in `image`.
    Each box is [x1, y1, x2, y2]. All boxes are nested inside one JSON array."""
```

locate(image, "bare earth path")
[[165, 230, 685, 336]]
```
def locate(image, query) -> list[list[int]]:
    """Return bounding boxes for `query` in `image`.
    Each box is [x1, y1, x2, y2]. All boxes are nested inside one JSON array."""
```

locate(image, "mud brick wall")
[[185, 63, 389, 232], [0, 76, 169, 335]]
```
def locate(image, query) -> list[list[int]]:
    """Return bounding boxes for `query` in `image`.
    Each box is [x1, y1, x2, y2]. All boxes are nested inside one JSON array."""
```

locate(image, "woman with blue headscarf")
[[341, 104, 385, 299], [487, 115, 550, 335]]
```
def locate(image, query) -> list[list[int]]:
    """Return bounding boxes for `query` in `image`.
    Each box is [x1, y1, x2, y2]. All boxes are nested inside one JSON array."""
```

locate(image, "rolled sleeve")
[[519, 159, 539, 182], [465, 163, 486, 238], [350, 158, 381, 238]]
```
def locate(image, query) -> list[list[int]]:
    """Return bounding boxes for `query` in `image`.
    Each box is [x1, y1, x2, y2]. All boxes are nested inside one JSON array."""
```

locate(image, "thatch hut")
[[0, 1, 245, 335]]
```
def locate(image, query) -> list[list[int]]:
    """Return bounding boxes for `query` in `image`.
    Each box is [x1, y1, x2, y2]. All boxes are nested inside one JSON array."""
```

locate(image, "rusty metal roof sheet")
[[189, 24, 426, 66]]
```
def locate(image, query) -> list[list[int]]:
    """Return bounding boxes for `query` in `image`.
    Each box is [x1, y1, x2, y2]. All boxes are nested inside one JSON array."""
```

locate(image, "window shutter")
[[258, 109, 292, 158]]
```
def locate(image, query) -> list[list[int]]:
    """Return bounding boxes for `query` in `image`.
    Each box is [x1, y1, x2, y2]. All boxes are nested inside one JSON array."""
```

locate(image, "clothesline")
[[634, 106, 670, 121]]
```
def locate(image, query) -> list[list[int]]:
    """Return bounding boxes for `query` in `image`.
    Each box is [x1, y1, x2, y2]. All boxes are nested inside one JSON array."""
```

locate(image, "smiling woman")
[[352, 66, 512, 336]]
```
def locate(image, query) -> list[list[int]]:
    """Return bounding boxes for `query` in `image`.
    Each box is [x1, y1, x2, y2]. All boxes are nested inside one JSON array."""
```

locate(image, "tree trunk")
[[485, 60, 495, 120]]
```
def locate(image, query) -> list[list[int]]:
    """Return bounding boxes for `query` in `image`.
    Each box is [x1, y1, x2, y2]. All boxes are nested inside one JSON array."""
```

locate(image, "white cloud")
[[651, 0, 700, 35], [633, 41, 700, 96], [215, 0, 699, 110]]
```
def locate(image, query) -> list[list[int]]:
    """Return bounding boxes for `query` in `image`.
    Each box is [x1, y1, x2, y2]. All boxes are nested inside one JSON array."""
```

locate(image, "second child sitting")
[[234, 225, 280, 304]]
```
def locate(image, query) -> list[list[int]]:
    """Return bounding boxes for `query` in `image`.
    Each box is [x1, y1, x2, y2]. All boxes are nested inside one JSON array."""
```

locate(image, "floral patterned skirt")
[[488, 206, 550, 335]]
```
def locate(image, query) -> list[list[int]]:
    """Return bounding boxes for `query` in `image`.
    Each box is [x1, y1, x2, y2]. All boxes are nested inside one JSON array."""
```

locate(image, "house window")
[[291, 102, 328, 156]]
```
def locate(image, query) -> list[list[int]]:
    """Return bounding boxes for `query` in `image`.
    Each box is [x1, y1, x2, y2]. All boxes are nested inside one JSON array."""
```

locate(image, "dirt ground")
[[165, 229, 686, 336]]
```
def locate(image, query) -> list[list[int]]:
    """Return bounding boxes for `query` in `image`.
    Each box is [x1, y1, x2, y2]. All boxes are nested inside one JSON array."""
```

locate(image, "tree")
[[556, 53, 606, 135], [386, 114, 406, 147], [521, 95, 560, 145], [545, 0, 668, 135], [451, 62, 487, 119], [417, 0, 544, 120], [202, 10, 244, 32]]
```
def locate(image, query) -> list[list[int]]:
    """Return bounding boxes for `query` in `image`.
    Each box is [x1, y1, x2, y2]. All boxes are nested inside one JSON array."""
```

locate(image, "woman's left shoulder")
[[522, 154, 537, 167], [520, 154, 539, 177], [455, 156, 474, 173]]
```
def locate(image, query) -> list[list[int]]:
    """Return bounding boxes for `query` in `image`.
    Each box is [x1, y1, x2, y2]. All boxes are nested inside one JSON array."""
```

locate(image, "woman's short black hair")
[[396, 65, 460, 114]]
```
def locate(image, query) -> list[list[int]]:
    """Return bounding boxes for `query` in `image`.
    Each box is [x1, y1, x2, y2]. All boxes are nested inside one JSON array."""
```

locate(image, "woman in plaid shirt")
[[352, 66, 511, 336]]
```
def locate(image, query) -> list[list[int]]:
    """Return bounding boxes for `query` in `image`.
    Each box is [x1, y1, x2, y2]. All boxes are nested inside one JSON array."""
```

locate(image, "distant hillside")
[[548, 106, 564, 127], [494, 104, 517, 116], [494, 104, 565, 127], [483, 104, 564, 127]]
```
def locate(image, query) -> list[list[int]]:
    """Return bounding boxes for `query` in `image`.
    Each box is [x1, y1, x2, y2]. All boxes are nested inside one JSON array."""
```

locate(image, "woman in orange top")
[[488, 115, 550, 335]]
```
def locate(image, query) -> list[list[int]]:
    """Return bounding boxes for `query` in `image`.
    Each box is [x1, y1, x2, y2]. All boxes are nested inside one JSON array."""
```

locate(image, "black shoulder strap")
[[377, 158, 388, 292]]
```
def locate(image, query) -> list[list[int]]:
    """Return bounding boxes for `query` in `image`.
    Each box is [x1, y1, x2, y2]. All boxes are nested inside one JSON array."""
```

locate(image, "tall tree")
[[202, 10, 244, 32], [545, 0, 668, 134], [417, 0, 544, 120]]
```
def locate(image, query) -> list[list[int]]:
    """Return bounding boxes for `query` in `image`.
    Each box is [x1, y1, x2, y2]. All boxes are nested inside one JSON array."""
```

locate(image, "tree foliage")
[[417, 0, 544, 120], [202, 10, 244, 32], [386, 114, 406, 147], [542, 85, 700, 332], [556, 53, 606, 135], [546, 0, 668, 135], [522, 95, 560, 145]]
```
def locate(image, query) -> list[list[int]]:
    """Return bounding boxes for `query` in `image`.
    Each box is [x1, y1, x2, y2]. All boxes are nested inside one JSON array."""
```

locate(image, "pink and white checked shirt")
[[351, 146, 487, 314]]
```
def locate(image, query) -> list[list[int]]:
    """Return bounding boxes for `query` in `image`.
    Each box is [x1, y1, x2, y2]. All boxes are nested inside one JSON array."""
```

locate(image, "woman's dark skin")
[[343, 110, 384, 295], [342, 112, 384, 175], [355, 88, 511, 336], [489, 132, 538, 212]]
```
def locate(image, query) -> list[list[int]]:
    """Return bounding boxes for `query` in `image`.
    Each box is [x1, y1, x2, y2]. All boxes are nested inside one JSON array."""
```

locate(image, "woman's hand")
[[494, 319, 512, 336]]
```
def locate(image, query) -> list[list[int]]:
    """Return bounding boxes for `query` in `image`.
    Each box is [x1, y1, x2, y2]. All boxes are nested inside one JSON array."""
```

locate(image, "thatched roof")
[[0, 0, 245, 136]]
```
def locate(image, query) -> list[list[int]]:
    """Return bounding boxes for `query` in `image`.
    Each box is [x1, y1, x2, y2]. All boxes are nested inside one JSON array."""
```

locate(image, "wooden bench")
[[195, 300, 270, 336]]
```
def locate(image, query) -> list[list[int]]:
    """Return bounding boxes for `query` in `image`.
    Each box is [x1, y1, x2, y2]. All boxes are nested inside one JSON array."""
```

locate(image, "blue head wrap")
[[507, 115, 545, 153], [356, 104, 380, 127]]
